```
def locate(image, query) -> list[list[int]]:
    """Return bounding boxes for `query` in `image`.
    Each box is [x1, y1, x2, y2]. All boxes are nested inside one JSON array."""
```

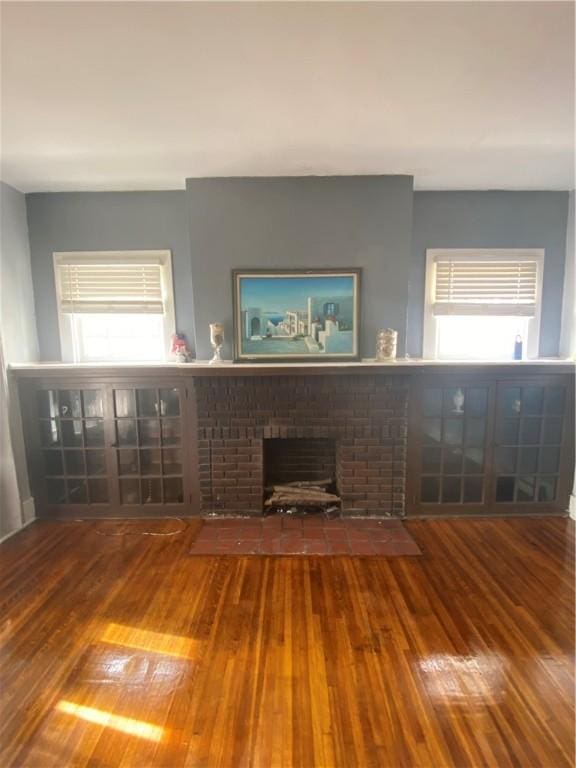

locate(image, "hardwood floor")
[[0, 516, 573, 768]]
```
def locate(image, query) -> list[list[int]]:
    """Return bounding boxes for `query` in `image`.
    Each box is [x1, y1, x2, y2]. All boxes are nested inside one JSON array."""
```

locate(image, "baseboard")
[[569, 494, 576, 521], [0, 514, 35, 544], [22, 496, 36, 524]]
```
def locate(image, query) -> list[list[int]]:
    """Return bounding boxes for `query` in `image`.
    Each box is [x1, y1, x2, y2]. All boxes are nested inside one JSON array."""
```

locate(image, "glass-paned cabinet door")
[[417, 384, 490, 508], [494, 382, 568, 505], [37, 387, 110, 506], [113, 386, 185, 506]]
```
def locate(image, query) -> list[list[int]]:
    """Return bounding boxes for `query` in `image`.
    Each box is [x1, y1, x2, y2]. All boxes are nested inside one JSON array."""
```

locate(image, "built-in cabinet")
[[14, 364, 574, 519], [408, 374, 573, 515], [21, 378, 195, 518]]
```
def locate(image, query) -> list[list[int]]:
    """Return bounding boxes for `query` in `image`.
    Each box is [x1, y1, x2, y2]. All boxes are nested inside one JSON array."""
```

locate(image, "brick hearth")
[[194, 375, 409, 516]]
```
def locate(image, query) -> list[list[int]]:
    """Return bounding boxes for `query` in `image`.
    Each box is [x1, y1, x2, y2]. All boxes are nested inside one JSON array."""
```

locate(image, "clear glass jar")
[[375, 328, 397, 361]]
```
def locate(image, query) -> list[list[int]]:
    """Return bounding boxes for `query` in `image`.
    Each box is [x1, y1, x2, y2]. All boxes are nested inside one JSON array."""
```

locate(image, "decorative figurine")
[[209, 323, 225, 364], [170, 332, 192, 363], [375, 328, 398, 361], [453, 388, 465, 413]]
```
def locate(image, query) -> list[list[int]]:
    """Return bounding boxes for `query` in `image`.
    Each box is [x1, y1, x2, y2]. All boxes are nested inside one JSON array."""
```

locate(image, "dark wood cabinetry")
[[408, 373, 574, 516], [13, 362, 574, 519], [19, 377, 197, 518]]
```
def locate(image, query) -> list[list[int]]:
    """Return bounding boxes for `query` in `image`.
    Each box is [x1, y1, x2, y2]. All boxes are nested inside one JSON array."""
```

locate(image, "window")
[[423, 249, 544, 360], [54, 251, 175, 362]]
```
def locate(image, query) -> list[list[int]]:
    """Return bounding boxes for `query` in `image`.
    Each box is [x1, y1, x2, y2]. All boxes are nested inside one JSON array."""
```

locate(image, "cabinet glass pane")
[[82, 390, 104, 418], [163, 448, 183, 475], [537, 477, 557, 502], [502, 388, 522, 416], [422, 418, 441, 445], [421, 477, 440, 503], [463, 477, 483, 503], [43, 451, 63, 476], [496, 476, 515, 502], [422, 389, 442, 417], [518, 447, 538, 474], [46, 479, 66, 504], [117, 420, 137, 446], [40, 420, 60, 447], [522, 387, 544, 415], [140, 449, 162, 475], [141, 478, 162, 504], [137, 389, 158, 417], [84, 419, 104, 447], [516, 476, 535, 502], [139, 419, 160, 446], [495, 447, 517, 474], [497, 419, 519, 445], [67, 479, 88, 504], [520, 419, 541, 445], [444, 419, 463, 445], [64, 450, 85, 476], [120, 479, 140, 504], [465, 418, 485, 445], [422, 447, 441, 474], [466, 388, 488, 417], [443, 447, 462, 474], [37, 390, 58, 419], [59, 390, 82, 418], [86, 450, 106, 476], [545, 387, 566, 415], [543, 418, 563, 445], [115, 389, 136, 418], [539, 447, 560, 474], [62, 420, 83, 447], [88, 479, 108, 504], [442, 477, 461, 503], [118, 449, 139, 475], [161, 419, 182, 446], [164, 478, 183, 503], [464, 446, 484, 474], [160, 389, 180, 417]]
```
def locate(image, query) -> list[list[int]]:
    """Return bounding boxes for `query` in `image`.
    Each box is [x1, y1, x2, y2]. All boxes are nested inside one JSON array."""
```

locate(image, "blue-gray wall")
[[1, 182, 38, 538], [2, 183, 38, 364], [408, 191, 570, 357], [186, 176, 414, 359], [26, 191, 194, 361], [24, 183, 571, 361]]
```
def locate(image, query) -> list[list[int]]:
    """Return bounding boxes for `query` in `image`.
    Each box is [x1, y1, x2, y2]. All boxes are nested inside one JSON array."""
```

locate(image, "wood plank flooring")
[[0, 516, 573, 768]]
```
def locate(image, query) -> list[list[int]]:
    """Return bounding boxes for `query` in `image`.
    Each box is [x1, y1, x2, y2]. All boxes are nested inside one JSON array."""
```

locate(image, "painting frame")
[[232, 268, 362, 363]]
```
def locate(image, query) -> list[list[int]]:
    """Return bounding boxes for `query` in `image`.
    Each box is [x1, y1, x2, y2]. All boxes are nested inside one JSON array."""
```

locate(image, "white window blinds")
[[433, 260, 539, 316], [56, 259, 164, 314]]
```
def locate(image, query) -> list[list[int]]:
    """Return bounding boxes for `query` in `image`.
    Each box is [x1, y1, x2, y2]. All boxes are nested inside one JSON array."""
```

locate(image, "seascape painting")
[[232, 269, 361, 361]]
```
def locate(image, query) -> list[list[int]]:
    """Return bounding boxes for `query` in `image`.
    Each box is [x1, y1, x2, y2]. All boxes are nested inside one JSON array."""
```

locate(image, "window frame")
[[422, 248, 545, 361], [53, 250, 176, 363]]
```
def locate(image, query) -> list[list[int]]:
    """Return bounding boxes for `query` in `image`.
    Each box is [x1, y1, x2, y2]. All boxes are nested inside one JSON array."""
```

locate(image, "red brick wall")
[[194, 375, 408, 516]]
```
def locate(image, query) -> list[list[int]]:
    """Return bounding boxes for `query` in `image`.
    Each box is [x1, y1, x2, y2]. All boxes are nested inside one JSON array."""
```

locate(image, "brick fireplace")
[[194, 374, 409, 517]]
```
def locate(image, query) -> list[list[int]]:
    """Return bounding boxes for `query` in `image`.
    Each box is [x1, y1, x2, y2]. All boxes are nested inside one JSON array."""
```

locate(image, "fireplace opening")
[[263, 438, 341, 514]]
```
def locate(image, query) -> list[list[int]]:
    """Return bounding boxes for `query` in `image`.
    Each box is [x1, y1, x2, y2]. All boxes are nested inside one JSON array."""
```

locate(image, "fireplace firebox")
[[264, 438, 339, 512]]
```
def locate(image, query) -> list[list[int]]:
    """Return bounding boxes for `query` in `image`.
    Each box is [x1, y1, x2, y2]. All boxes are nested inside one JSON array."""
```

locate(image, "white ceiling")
[[1, 2, 574, 192]]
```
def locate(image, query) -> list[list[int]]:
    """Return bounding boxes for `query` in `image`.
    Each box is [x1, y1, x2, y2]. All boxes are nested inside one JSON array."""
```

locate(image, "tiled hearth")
[[195, 374, 409, 517], [189, 516, 421, 556]]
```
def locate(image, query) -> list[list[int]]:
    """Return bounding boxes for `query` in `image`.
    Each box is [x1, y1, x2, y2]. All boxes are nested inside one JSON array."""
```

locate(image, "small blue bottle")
[[514, 334, 523, 360]]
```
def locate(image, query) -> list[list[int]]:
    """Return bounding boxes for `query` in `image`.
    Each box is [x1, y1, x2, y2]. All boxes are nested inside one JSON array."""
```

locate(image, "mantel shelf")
[[8, 358, 575, 379]]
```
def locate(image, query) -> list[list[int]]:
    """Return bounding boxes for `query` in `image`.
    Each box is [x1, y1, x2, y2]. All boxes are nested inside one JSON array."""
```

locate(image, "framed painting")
[[232, 268, 361, 362]]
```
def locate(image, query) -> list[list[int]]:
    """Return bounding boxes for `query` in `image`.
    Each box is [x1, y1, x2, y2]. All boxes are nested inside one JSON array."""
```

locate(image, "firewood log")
[[284, 479, 333, 488]]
